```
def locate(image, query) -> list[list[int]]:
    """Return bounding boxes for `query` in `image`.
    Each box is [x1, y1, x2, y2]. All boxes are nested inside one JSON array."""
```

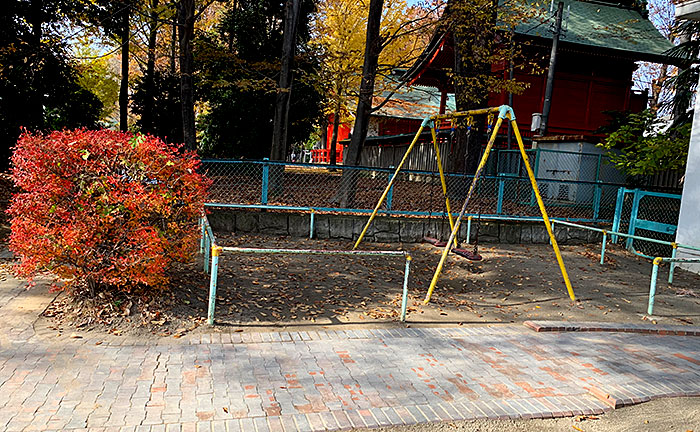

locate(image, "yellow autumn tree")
[[311, 0, 437, 162]]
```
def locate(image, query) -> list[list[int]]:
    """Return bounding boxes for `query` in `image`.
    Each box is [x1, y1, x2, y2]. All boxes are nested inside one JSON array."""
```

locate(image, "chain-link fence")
[[612, 189, 682, 257], [203, 156, 624, 222]]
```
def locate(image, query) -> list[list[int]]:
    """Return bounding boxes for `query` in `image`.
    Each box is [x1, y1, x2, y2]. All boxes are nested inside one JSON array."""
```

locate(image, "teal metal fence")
[[203, 157, 625, 223], [612, 188, 682, 258]]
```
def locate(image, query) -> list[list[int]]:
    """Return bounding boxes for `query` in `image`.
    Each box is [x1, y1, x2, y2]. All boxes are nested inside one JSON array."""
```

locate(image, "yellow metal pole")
[[433, 107, 501, 121], [430, 125, 458, 248], [511, 120, 576, 301], [424, 116, 504, 304], [354, 123, 427, 250]]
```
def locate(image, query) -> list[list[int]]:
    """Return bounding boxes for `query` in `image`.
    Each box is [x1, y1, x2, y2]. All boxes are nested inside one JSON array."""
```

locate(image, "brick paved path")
[[1, 285, 699, 432]]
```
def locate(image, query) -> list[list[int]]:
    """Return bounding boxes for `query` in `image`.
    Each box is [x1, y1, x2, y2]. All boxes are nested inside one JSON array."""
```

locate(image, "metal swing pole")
[[354, 119, 431, 250], [430, 124, 458, 248], [511, 120, 576, 301], [424, 109, 506, 304]]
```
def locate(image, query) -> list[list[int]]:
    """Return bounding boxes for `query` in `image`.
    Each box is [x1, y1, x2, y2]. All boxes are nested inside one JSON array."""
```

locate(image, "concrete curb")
[[524, 320, 700, 336]]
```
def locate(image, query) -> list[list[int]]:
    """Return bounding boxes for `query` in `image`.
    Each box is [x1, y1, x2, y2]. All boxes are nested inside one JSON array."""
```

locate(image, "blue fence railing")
[[202, 159, 628, 223]]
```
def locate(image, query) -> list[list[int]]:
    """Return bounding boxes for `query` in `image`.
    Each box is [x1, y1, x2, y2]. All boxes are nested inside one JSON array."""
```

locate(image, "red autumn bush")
[[9, 129, 210, 294]]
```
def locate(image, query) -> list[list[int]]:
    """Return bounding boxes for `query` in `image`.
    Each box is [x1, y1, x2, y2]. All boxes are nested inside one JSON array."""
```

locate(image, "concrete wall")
[[675, 0, 700, 273], [206, 208, 601, 245], [675, 75, 700, 274]]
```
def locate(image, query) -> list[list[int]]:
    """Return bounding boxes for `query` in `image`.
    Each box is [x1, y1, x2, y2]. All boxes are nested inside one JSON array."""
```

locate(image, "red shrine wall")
[[489, 50, 646, 137]]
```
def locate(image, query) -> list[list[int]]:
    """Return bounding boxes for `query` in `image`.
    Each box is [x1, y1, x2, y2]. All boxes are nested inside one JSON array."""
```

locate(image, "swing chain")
[[472, 210, 481, 256]]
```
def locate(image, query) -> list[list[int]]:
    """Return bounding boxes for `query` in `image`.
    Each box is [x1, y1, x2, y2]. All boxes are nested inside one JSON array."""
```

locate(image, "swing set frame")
[[353, 105, 577, 304]]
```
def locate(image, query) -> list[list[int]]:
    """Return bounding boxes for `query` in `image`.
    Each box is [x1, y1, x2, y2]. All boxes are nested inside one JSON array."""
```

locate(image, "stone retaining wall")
[[206, 208, 602, 244]]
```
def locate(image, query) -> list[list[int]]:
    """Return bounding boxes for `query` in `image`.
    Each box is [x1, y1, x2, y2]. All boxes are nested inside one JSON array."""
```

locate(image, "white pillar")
[[675, 72, 700, 273]]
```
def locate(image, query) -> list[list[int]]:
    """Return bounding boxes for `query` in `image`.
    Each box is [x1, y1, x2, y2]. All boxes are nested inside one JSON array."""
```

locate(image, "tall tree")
[[343, 0, 384, 168], [140, 0, 161, 131], [270, 0, 302, 161], [312, 0, 434, 166], [92, 0, 136, 131], [119, 1, 131, 131], [445, 0, 517, 174], [334, 0, 384, 206], [197, 0, 322, 159], [0, 0, 102, 168], [178, 0, 196, 150]]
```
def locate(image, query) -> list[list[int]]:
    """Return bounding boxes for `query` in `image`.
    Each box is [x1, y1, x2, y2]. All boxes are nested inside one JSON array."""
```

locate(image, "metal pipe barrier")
[[199, 216, 414, 324], [648, 257, 700, 315], [550, 219, 700, 284], [548, 219, 700, 316], [200, 214, 222, 325], [218, 247, 412, 323], [205, 202, 611, 243]]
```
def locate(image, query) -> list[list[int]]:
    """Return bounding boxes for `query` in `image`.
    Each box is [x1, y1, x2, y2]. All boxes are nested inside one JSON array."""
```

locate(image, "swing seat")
[[423, 236, 447, 247], [452, 248, 482, 261]]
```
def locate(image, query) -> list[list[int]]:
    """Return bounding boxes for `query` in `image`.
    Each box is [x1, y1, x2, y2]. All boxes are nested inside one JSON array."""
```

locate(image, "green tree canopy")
[[0, 0, 102, 168], [598, 109, 690, 176], [196, 0, 323, 159]]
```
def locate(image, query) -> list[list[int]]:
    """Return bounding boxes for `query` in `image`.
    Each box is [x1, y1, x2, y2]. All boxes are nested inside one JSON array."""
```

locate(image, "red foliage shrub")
[[9, 129, 210, 294]]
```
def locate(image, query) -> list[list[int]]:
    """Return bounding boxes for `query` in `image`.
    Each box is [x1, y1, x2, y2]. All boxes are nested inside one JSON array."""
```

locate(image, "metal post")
[[200, 217, 205, 254], [430, 126, 458, 248], [400, 255, 412, 322], [261, 158, 270, 205], [648, 257, 661, 316], [611, 187, 625, 243], [497, 174, 505, 215], [530, 149, 540, 207], [593, 155, 602, 220], [207, 246, 223, 325], [668, 244, 677, 285], [600, 230, 607, 265], [204, 233, 210, 273], [593, 181, 602, 220], [466, 216, 473, 245], [513, 117, 576, 301], [425, 114, 506, 304], [386, 166, 395, 211], [309, 209, 315, 239], [539, 1, 564, 136], [550, 220, 555, 245], [626, 189, 641, 250], [354, 123, 428, 249]]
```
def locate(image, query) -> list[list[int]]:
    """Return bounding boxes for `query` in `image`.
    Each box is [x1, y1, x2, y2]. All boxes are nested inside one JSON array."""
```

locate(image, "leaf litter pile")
[[40, 233, 700, 336]]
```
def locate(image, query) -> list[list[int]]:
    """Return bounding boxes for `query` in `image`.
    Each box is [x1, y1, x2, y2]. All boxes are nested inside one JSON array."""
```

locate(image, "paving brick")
[[2, 278, 700, 432]]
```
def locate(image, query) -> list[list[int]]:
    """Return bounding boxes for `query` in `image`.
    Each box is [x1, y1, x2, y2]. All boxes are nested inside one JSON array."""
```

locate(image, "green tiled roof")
[[516, 0, 673, 59]]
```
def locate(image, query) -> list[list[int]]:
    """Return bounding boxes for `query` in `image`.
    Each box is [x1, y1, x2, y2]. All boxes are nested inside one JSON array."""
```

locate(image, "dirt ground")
[[34, 231, 700, 336], [198, 233, 700, 332], [356, 397, 700, 432]]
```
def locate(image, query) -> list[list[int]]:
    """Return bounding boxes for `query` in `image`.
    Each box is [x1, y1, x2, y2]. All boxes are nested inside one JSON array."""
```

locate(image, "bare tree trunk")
[[120, 3, 130, 132], [29, 0, 44, 128], [335, 0, 384, 207], [142, 0, 159, 132], [178, 0, 196, 150], [170, 15, 177, 73], [270, 0, 302, 161], [329, 98, 341, 166]]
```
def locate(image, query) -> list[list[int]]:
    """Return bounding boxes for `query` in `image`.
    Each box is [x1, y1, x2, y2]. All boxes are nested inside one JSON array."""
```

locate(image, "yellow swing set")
[[352, 105, 577, 304]]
